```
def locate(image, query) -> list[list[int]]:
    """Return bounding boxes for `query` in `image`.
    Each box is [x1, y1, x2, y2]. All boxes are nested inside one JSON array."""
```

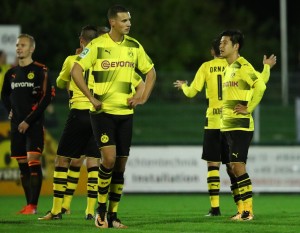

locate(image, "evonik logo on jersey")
[[223, 81, 238, 87], [101, 60, 135, 70], [11, 82, 34, 89]]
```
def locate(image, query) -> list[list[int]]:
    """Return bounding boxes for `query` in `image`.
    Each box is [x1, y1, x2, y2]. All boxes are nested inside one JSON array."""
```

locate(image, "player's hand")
[[173, 80, 188, 90], [233, 104, 249, 115], [127, 97, 144, 108], [90, 97, 102, 111], [8, 110, 13, 120], [263, 54, 276, 69], [18, 121, 29, 134]]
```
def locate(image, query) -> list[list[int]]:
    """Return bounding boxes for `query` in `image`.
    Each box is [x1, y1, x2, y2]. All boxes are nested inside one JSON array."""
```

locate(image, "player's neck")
[[226, 53, 239, 65], [18, 57, 33, 67], [109, 31, 124, 44]]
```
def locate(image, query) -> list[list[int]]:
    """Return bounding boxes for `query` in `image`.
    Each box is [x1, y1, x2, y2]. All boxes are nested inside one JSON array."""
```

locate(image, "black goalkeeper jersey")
[[1, 61, 54, 125]]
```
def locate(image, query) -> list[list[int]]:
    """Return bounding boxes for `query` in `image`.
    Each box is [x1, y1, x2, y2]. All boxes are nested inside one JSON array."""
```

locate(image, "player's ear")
[[233, 43, 239, 52], [30, 46, 35, 53], [109, 18, 116, 28]]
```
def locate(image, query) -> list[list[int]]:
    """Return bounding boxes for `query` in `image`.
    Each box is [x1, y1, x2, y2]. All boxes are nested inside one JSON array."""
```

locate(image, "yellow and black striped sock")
[[237, 173, 253, 213], [62, 166, 80, 211], [86, 166, 98, 215], [207, 166, 220, 208], [51, 166, 68, 215], [108, 172, 124, 213], [230, 178, 244, 214], [97, 164, 112, 212]]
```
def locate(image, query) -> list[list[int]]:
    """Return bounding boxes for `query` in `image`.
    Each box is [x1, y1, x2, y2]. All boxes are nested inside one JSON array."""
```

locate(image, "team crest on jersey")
[[27, 71, 35, 80], [100, 134, 109, 143], [79, 48, 90, 58], [128, 48, 134, 57]]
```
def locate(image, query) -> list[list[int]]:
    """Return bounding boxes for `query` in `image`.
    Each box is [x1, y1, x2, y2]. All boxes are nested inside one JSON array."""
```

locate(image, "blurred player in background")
[[38, 25, 108, 220], [1, 34, 54, 214], [0, 50, 12, 120], [174, 35, 276, 218], [174, 37, 228, 216]]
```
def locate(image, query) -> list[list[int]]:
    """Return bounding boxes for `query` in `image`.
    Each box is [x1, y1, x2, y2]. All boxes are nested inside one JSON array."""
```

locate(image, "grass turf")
[[0, 194, 299, 233]]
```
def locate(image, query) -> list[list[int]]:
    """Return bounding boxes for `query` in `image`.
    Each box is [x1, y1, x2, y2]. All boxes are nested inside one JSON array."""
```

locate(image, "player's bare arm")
[[71, 63, 101, 110]]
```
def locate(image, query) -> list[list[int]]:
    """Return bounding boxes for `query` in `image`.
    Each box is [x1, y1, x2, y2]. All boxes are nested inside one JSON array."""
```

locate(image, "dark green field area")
[[46, 102, 297, 145], [0, 194, 299, 233]]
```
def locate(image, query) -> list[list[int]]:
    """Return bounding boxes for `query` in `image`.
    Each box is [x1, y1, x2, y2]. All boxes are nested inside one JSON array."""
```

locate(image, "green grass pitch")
[[0, 193, 299, 233]]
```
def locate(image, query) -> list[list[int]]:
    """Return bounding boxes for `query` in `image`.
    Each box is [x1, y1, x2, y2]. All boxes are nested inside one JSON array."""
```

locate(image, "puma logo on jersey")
[[105, 49, 111, 54], [232, 152, 239, 158]]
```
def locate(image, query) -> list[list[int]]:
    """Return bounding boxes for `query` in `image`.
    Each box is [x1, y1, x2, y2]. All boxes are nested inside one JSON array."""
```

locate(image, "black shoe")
[[85, 214, 94, 220], [61, 208, 70, 214], [241, 211, 254, 221], [205, 207, 221, 216], [107, 212, 128, 228]]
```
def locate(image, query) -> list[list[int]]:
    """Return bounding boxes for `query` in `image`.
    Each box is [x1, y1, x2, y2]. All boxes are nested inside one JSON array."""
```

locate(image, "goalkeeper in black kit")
[[1, 33, 54, 214]]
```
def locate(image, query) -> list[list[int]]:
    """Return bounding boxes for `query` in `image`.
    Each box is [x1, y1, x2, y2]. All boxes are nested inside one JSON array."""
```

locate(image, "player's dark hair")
[[80, 25, 99, 42], [220, 29, 244, 51], [107, 5, 129, 19], [211, 37, 221, 56], [97, 26, 110, 36]]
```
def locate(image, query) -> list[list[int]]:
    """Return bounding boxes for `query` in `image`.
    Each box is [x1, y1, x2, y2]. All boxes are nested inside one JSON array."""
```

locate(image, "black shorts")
[[202, 129, 229, 164], [10, 121, 44, 158], [90, 112, 133, 157], [57, 109, 100, 159], [223, 130, 253, 163]]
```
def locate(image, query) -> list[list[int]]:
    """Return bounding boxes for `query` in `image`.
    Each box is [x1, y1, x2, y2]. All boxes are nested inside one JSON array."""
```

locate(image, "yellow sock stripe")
[[98, 166, 112, 204], [108, 183, 124, 212], [207, 170, 220, 193], [237, 175, 253, 213], [62, 195, 72, 211], [87, 170, 98, 197], [86, 169, 98, 215], [65, 168, 80, 194], [207, 169, 220, 207], [52, 167, 68, 214]]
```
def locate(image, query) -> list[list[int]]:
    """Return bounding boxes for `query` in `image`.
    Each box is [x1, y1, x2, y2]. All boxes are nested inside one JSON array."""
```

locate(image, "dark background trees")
[[1, 0, 298, 72]]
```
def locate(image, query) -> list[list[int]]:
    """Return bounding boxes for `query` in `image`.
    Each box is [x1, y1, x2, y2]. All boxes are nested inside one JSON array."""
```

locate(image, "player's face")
[[112, 12, 131, 35], [16, 37, 34, 60], [219, 36, 237, 58]]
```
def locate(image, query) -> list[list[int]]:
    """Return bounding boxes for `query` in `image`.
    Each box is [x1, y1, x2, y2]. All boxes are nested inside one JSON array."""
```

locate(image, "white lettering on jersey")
[[11, 82, 34, 89]]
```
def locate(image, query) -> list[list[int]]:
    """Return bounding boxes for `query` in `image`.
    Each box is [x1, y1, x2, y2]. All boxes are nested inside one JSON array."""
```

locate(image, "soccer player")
[[1, 34, 54, 214], [174, 38, 228, 216], [70, 5, 156, 229], [38, 25, 107, 221], [174, 37, 276, 217], [219, 29, 268, 221]]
